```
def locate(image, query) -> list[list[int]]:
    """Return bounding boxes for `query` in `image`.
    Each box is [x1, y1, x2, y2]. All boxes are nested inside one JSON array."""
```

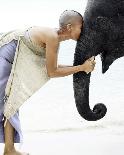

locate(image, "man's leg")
[[3, 118, 15, 154], [3, 118, 29, 155]]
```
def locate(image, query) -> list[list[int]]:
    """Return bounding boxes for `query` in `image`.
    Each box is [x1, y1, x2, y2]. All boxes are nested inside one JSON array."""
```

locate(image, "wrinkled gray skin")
[[73, 0, 124, 121]]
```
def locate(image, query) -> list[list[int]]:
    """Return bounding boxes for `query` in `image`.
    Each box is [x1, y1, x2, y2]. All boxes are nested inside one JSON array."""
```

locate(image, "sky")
[[0, 0, 87, 32]]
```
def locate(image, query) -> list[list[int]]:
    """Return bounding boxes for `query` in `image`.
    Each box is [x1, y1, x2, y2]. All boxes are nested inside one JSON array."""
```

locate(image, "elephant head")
[[73, 0, 124, 121]]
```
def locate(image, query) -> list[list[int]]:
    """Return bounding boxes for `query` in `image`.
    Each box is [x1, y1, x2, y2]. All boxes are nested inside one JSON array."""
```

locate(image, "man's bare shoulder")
[[33, 26, 58, 41], [29, 26, 59, 48], [43, 27, 58, 41]]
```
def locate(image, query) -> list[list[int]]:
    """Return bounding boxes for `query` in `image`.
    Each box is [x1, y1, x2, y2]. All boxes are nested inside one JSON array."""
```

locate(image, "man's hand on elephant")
[[80, 56, 96, 74]]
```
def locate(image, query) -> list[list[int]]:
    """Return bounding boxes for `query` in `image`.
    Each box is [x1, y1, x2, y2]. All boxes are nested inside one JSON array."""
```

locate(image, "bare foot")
[[3, 149, 29, 155]]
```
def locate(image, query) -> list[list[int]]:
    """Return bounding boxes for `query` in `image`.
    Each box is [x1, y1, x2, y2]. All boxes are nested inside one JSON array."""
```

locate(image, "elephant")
[[73, 0, 124, 121]]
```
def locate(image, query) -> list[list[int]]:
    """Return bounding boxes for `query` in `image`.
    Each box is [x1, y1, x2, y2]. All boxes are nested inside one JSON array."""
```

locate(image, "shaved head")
[[59, 10, 83, 28]]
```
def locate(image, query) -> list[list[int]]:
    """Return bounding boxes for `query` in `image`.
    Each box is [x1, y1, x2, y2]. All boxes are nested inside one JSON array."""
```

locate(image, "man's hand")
[[80, 56, 96, 74]]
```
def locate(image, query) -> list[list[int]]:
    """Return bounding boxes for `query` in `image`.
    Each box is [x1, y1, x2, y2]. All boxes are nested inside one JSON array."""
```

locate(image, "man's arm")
[[58, 64, 73, 68], [45, 35, 82, 78]]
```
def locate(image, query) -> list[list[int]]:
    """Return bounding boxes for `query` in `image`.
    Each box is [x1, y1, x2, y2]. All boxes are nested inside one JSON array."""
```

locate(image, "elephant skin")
[[73, 0, 124, 121]]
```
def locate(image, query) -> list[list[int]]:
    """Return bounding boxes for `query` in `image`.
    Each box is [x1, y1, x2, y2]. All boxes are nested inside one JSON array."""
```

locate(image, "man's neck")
[[55, 28, 71, 42], [58, 34, 71, 42]]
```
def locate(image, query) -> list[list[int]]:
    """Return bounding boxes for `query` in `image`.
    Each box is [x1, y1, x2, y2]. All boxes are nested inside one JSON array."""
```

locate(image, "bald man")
[[2, 10, 96, 155]]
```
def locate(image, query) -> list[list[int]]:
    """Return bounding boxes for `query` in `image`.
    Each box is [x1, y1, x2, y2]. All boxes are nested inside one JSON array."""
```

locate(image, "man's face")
[[71, 21, 83, 40]]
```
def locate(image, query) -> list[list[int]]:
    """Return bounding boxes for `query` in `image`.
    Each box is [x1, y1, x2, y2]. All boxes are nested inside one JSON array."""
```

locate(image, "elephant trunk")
[[73, 72, 107, 121]]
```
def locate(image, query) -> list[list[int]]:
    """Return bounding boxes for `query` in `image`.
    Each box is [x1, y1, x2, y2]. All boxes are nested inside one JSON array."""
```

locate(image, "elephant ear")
[[101, 47, 124, 74], [95, 16, 124, 73], [100, 49, 119, 74]]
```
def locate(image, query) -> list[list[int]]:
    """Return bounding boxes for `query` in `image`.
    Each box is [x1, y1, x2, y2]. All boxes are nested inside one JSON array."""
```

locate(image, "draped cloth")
[[0, 29, 50, 144]]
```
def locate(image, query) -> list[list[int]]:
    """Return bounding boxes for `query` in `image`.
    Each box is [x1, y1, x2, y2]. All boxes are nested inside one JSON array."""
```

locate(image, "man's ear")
[[66, 23, 72, 32]]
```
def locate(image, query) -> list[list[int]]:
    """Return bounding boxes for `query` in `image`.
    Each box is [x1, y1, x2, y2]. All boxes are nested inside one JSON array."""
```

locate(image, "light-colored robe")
[[0, 29, 50, 123]]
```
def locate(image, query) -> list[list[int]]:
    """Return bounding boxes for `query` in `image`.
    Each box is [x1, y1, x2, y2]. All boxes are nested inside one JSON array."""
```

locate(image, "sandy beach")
[[18, 131, 124, 155], [1, 128, 124, 155]]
